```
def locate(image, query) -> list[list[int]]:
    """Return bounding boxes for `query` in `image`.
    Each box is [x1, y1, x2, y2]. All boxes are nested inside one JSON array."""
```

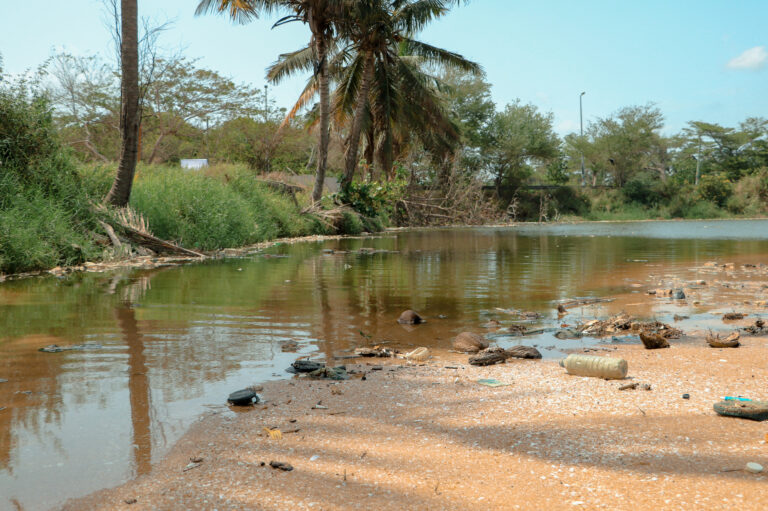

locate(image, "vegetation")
[[2, 2, 768, 275]]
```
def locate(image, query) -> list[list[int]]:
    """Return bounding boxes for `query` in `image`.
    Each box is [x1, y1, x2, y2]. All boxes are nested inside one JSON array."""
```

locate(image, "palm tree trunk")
[[341, 51, 375, 191], [105, 0, 140, 207], [311, 34, 330, 204]]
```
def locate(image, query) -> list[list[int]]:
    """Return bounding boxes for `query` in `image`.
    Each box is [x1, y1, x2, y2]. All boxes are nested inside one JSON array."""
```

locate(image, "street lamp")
[[579, 91, 586, 186]]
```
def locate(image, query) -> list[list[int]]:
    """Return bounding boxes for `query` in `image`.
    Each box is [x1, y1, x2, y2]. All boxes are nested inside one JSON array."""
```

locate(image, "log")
[[120, 225, 204, 258]]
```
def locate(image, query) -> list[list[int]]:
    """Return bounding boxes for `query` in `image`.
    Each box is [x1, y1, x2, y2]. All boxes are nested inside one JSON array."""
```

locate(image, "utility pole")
[[694, 136, 702, 186], [579, 91, 586, 187], [264, 84, 269, 122]]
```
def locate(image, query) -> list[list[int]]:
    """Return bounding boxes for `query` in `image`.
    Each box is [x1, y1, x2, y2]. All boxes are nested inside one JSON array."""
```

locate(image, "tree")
[[104, 0, 140, 207], [141, 58, 260, 163], [570, 104, 665, 187], [484, 101, 560, 193], [197, 0, 343, 204]]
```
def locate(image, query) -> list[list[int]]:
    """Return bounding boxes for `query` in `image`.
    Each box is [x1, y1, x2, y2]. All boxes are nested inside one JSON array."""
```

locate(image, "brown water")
[[2, 220, 768, 510]]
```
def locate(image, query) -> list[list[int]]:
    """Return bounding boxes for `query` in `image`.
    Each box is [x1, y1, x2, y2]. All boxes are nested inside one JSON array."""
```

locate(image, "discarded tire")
[[713, 400, 768, 421], [227, 388, 258, 406]]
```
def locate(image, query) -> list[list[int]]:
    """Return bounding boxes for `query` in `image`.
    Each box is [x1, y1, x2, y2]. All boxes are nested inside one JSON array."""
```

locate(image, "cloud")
[[727, 46, 767, 70]]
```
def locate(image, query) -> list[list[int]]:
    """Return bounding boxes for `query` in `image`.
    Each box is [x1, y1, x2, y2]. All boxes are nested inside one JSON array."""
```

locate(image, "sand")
[[62, 336, 768, 511]]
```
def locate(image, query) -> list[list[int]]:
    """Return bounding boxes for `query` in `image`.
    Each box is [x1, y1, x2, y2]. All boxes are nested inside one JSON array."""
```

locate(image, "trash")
[[577, 313, 681, 339], [452, 332, 489, 353], [746, 462, 764, 474], [673, 314, 689, 321], [639, 331, 670, 349], [554, 328, 582, 339], [724, 396, 752, 401], [714, 400, 768, 421], [38, 343, 103, 353], [263, 427, 283, 440], [0, 379, 7, 384], [397, 310, 423, 325], [722, 312, 746, 321], [505, 345, 542, 359], [682, 393, 690, 399], [310, 455, 320, 461], [312, 402, 328, 410], [404, 347, 430, 362], [469, 347, 507, 366], [559, 354, 628, 380], [124, 498, 137, 505], [227, 388, 259, 406], [269, 461, 293, 471], [476, 379, 511, 387], [308, 366, 349, 380], [354, 346, 397, 357], [743, 319, 767, 335], [619, 383, 639, 391], [641, 383, 652, 391], [183, 462, 201, 472], [507, 324, 529, 336], [190, 456, 204, 463], [288, 360, 325, 373], [706, 331, 740, 348]]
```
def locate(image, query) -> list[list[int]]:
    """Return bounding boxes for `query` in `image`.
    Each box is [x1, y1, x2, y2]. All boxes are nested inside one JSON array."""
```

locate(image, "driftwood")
[[639, 331, 670, 349], [120, 225, 204, 258]]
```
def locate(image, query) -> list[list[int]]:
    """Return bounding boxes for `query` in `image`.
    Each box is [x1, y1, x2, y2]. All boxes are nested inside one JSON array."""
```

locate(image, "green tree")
[[197, 0, 343, 204], [485, 101, 560, 193]]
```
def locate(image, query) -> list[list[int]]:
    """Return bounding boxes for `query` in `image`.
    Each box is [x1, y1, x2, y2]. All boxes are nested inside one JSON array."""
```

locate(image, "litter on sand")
[[476, 378, 511, 387]]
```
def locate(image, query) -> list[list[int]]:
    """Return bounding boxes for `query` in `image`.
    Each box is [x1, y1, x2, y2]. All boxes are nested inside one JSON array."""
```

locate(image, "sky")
[[1, 0, 766, 136]]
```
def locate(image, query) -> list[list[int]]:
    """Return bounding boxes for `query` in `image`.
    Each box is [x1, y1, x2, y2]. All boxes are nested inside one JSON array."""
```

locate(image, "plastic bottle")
[[559, 354, 628, 380]]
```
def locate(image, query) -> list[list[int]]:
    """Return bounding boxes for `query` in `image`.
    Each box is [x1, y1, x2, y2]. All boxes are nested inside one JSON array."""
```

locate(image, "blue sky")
[[1, 0, 766, 135]]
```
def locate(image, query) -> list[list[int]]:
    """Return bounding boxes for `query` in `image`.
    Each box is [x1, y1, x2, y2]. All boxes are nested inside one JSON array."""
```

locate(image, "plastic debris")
[[476, 379, 511, 387]]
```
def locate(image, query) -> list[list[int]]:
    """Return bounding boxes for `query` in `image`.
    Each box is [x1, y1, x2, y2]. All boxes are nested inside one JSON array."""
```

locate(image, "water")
[[2, 219, 768, 510]]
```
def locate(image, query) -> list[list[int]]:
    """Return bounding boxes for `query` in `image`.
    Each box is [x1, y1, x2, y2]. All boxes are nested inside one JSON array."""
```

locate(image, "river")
[[2, 219, 768, 510]]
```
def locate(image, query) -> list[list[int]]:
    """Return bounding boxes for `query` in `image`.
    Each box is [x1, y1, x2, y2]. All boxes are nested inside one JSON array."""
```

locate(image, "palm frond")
[[402, 38, 482, 75]]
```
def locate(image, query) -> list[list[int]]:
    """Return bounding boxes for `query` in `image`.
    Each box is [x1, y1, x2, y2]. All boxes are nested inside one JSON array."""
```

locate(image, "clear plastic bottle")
[[559, 354, 628, 379]]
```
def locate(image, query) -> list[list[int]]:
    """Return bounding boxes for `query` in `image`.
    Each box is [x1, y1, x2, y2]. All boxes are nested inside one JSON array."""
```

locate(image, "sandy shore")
[[63, 336, 768, 511]]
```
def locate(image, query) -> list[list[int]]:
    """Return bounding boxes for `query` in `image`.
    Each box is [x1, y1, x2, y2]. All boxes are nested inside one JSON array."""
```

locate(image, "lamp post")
[[264, 84, 269, 122], [579, 91, 586, 186]]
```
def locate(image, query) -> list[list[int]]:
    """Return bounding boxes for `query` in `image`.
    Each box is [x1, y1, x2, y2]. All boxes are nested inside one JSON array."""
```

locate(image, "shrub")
[[698, 173, 733, 207]]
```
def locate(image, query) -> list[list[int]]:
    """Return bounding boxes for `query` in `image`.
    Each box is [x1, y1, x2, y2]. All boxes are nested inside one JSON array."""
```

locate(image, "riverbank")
[[63, 332, 768, 511]]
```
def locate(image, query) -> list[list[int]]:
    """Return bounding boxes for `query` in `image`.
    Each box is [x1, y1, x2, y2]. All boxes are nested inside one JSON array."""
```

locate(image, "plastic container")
[[559, 354, 628, 380]]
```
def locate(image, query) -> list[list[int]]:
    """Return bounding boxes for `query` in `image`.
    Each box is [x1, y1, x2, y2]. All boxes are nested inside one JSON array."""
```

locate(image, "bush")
[[698, 173, 733, 207], [0, 84, 99, 273]]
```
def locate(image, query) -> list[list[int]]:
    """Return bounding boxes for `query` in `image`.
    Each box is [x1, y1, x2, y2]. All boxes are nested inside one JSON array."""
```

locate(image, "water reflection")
[[1, 220, 768, 509]]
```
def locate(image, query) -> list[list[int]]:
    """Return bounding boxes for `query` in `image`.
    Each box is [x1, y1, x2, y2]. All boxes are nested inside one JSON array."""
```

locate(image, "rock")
[[404, 347, 430, 362], [308, 366, 349, 380], [722, 312, 746, 321], [227, 388, 259, 406], [469, 347, 506, 366], [504, 345, 542, 359], [682, 393, 690, 399], [746, 462, 764, 474], [707, 331, 740, 348], [557, 304, 567, 314], [619, 383, 639, 391], [713, 400, 768, 421], [397, 310, 423, 324], [481, 320, 501, 329], [269, 461, 294, 471], [124, 498, 137, 505], [289, 360, 325, 373], [640, 383, 652, 391], [507, 324, 529, 336], [452, 332, 489, 353], [639, 331, 670, 349], [672, 289, 686, 300]]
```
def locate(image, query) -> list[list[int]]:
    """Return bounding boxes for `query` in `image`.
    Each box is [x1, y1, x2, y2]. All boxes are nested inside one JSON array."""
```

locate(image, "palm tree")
[[104, 0, 141, 207], [196, 0, 341, 204], [271, 0, 480, 185]]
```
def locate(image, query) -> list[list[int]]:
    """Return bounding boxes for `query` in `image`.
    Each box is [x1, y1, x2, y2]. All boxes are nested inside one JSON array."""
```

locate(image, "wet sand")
[[63, 336, 768, 511]]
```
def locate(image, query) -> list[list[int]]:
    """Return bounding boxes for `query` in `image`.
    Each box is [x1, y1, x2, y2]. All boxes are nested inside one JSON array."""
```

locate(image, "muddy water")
[[2, 219, 768, 510]]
